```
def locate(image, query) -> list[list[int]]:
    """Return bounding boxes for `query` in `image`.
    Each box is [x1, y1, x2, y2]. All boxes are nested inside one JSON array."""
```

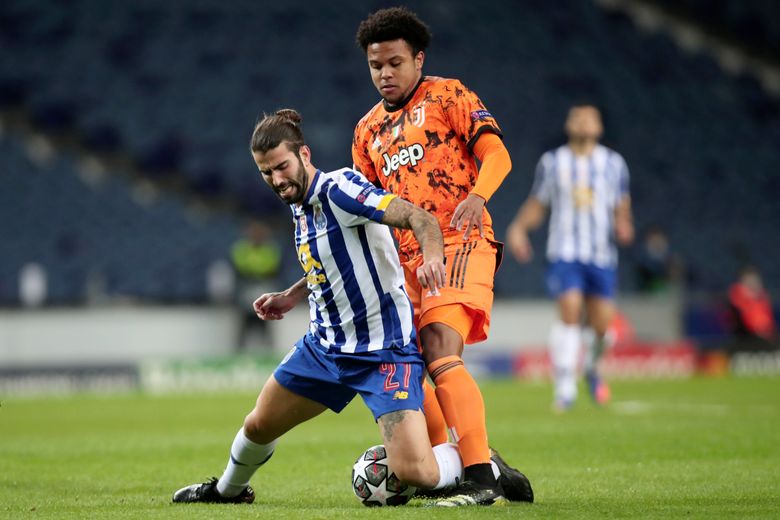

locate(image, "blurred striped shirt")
[[531, 144, 630, 268], [291, 168, 415, 354]]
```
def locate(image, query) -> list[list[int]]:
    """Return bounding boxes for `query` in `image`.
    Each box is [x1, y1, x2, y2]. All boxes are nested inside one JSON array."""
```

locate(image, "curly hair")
[[355, 6, 432, 55], [250, 109, 305, 155]]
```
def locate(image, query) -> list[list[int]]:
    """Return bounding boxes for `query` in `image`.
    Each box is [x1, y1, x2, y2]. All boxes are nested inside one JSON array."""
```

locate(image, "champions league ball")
[[351, 445, 417, 506]]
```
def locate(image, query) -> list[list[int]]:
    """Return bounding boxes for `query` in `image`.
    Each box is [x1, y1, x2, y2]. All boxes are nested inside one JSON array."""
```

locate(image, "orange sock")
[[428, 355, 490, 467], [422, 378, 449, 446]]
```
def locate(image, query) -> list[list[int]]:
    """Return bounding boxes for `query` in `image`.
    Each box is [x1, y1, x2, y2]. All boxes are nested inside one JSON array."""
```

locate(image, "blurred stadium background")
[[1, 0, 779, 393]]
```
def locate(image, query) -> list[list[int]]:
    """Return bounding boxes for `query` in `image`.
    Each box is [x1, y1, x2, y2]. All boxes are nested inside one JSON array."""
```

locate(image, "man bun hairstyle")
[[250, 108, 305, 155], [356, 6, 432, 56]]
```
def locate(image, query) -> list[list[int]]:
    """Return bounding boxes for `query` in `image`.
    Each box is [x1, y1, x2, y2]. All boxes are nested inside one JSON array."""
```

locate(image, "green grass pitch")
[[2, 376, 779, 519]]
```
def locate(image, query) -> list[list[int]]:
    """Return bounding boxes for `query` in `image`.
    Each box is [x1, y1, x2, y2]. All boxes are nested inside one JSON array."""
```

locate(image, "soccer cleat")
[[414, 486, 454, 499], [586, 371, 611, 405], [430, 480, 508, 507], [172, 477, 255, 504], [489, 447, 534, 503]]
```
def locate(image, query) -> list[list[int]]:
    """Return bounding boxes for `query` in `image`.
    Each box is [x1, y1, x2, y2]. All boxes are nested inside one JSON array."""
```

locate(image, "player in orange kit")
[[353, 6, 533, 506]]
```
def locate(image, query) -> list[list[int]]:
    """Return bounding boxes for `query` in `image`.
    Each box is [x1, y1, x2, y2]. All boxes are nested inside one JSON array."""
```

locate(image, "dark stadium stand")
[[1, 0, 777, 303], [0, 136, 243, 303], [646, 0, 780, 61]]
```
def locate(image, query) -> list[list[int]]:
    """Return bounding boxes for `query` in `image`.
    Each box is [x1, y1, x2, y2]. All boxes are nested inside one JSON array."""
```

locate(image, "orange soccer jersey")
[[352, 76, 503, 255]]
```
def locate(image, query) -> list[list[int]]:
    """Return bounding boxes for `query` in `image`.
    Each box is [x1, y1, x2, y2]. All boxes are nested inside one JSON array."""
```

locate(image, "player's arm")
[[506, 197, 547, 263], [613, 155, 634, 246], [253, 277, 310, 320], [382, 197, 446, 295], [450, 132, 512, 239], [614, 195, 634, 246]]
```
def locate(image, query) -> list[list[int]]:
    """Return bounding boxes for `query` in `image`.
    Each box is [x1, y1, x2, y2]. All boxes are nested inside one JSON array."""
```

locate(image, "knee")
[[242, 409, 275, 445], [588, 315, 612, 336], [591, 324, 609, 337], [420, 323, 462, 363], [392, 459, 438, 489]]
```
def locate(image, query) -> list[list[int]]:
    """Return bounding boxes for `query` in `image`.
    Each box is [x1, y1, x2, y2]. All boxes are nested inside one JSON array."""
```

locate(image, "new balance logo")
[[392, 391, 409, 400], [381, 144, 424, 176]]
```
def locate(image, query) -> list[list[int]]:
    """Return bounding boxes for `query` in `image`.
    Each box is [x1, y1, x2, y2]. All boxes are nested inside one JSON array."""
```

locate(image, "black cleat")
[[430, 480, 507, 507], [414, 486, 454, 499], [490, 447, 534, 503], [172, 477, 255, 504]]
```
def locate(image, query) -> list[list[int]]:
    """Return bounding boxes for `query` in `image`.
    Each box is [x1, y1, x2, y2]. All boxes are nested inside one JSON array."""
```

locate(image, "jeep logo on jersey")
[[381, 144, 425, 176]]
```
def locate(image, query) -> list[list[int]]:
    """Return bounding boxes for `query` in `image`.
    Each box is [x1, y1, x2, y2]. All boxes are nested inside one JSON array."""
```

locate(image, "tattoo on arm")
[[381, 197, 415, 230], [382, 198, 444, 256]]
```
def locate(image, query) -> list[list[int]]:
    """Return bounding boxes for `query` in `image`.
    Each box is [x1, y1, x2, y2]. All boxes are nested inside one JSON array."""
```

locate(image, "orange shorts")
[[402, 239, 503, 345]]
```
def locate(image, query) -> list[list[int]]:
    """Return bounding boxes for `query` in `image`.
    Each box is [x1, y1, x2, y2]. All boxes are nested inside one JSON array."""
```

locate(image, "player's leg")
[[584, 296, 615, 366], [402, 257, 449, 447], [584, 296, 615, 404], [173, 336, 342, 504], [422, 378, 449, 444], [550, 289, 584, 410], [172, 375, 327, 503], [379, 410, 512, 507], [582, 265, 618, 404], [218, 375, 328, 496], [420, 323, 507, 507], [377, 409, 462, 490], [546, 261, 585, 410], [361, 348, 503, 507], [420, 240, 532, 503], [417, 241, 494, 484], [353, 349, 481, 503], [421, 320, 491, 477]]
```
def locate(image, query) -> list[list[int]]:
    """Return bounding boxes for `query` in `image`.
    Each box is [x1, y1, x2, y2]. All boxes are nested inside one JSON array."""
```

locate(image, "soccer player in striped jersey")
[[172, 109, 468, 505], [507, 104, 634, 411], [353, 7, 532, 507]]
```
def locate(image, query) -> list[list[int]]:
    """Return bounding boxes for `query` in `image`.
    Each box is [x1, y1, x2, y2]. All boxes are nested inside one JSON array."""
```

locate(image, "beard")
[[274, 158, 308, 205]]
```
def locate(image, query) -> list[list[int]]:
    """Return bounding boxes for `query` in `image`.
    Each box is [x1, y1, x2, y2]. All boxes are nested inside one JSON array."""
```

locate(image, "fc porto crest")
[[313, 204, 327, 231]]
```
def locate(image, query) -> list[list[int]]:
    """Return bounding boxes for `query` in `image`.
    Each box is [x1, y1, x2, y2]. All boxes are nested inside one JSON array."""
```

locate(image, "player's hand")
[[615, 219, 634, 246], [450, 193, 486, 240], [507, 229, 533, 263], [417, 257, 446, 296], [253, 292, 296, 320]]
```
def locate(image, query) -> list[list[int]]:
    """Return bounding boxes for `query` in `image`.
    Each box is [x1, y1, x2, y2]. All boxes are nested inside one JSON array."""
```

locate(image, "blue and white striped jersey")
[[291, 168, 416, 354], [531, 144, 630, 268]]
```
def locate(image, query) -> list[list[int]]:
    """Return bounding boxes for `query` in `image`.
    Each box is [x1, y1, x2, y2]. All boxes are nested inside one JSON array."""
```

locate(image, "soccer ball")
[[351, 444, 417, 507]]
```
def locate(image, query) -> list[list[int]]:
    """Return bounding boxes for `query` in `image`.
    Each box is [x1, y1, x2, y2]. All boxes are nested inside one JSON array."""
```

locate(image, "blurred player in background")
[[506, 104, 634, 411], [173, 109, 469, 505], [728, 265, 778, 351], [231, 220, 281, 351], [353, 6, 532, 506]]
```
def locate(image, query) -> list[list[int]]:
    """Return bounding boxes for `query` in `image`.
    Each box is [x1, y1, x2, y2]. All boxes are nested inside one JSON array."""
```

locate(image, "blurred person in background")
[[728, 265, 778, 351], [352, 6, 532, 506], [635, 225, 683, 295], [506, 104, 634, 412], [231, 220, 282, 351]]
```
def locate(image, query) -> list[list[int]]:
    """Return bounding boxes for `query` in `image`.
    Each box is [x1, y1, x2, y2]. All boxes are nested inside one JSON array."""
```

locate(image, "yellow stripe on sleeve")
[[376, 194, 397, 211]]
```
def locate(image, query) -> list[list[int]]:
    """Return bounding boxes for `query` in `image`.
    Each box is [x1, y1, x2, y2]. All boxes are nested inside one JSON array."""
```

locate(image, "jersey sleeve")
[[327, 169, 396, 227], [529, 153, 554, 205], [440, 79, 502, 151], [351, 120, 379, 184], [616, 154, 630, 197]]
